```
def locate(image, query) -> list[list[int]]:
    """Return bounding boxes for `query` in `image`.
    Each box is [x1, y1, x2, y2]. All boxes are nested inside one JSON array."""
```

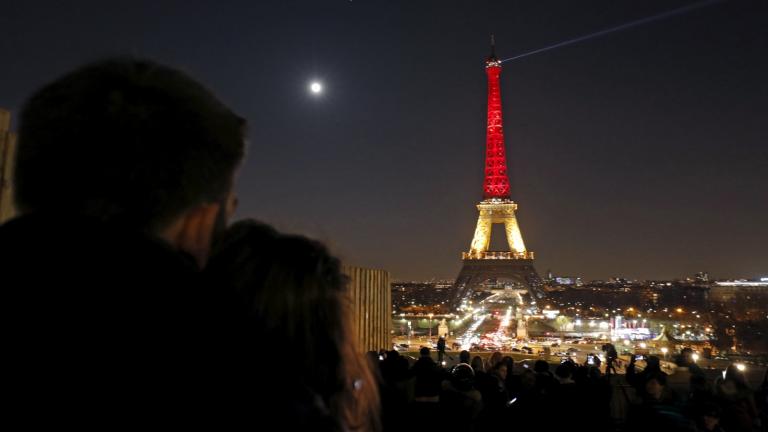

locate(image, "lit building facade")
[[343, 265, 391, 352], [0, 109, 17, 223], [710, 280, 768, 320]]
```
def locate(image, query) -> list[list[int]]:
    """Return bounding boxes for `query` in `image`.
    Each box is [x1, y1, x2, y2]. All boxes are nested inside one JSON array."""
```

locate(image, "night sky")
[[1, 1, 766, 281]]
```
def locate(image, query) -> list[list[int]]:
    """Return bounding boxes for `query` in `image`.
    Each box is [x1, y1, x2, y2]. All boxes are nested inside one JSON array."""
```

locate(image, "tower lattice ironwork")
[[482, 37, 510, 201], [453, 37, 543, 306]]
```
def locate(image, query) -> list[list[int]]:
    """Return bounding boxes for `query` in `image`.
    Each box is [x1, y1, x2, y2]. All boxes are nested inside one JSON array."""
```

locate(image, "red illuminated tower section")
[[483, 39, 511, 200], [452, 37, 543, 307]]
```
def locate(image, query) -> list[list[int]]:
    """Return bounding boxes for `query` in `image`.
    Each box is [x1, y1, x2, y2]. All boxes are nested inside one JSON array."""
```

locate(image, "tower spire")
[[483, 38, 509, 199]]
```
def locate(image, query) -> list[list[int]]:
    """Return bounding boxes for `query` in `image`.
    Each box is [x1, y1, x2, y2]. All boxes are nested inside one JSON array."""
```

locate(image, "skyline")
[[1, 1, 766, 280]]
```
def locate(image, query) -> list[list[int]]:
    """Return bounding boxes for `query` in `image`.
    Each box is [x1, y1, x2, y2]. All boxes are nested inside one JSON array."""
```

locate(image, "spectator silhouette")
[[667, 349, 704, 403], [714, 365, 760, 432], [548, 362, 585, 429], [534, 359, 557, 396], [403, 347, 446, 432], [440, 363, 483, 431], [602, 343, 619, 375], [506, 369, 542, 428], [502, 355, 519, 395], [477, 360, 509, 428], [459, 350, 471, 364], [379, 350, 411, 430], [412, 347, 443, 401], [206, 220, 380, 431], [627, 354, 668, 399], [2, 58, 245, 425], [437, 336, 447, 363], [758, 371, 768, 431], [488, 351, 503, 370], [693, 402, 726, 432], [471, 356, 486, 374], [627, 372, 693, 431]]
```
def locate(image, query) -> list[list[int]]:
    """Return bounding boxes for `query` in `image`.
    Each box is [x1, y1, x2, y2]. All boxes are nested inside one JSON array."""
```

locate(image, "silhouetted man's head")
[[555, 363, 571, 380], [534, 359, 549, 373], [15, 58, 245, 265], [644, 372, 667, 400], [646, 355, 661, 368], [419, 347, 430, 358]]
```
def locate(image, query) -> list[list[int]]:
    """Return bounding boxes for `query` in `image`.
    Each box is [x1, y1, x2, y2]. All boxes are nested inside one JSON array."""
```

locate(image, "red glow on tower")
[[482, 37, 511, 200]]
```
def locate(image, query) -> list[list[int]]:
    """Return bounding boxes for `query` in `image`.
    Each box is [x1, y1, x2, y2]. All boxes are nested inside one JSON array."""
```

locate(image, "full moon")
[[310, 82, 323, 94]]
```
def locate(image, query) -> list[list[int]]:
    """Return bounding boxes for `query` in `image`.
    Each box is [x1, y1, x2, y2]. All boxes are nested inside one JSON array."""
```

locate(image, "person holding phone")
[[627, 354, 667, 399]]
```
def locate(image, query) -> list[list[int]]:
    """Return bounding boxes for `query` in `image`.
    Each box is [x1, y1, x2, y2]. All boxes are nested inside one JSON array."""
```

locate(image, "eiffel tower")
[[452, 37, 543, 306]]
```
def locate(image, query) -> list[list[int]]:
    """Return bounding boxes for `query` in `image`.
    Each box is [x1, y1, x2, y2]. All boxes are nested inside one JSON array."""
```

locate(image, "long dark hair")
[[208, 220, 380, 430]]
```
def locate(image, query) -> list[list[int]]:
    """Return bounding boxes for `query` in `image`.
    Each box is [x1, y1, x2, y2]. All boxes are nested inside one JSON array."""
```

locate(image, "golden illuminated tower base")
[[452, 199, 543, 305], [464, 199, 532, 260]]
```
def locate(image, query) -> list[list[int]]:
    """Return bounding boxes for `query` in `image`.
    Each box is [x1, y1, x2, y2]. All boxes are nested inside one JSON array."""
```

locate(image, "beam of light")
[[500, 0, 726, 63]]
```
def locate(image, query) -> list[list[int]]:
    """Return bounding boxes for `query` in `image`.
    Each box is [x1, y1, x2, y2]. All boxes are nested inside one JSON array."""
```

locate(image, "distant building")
[[344, 265, 391, 352], [0, 109, 17, 223], [710, 279, 768, 320], [658, 283, 709, 312], [713, 279, 768, 287], [391, 281, 452, 313], [695, 272, 709, 283], [554, 276, 582, 286]]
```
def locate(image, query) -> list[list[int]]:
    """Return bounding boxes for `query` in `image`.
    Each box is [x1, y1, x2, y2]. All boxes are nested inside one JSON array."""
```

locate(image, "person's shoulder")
[[0, 215, 40, 245], [1, 214, 198, 289]]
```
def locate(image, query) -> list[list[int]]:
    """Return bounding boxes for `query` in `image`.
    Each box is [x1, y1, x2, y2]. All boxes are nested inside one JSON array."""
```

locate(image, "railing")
[[462, 251, 535, 260]]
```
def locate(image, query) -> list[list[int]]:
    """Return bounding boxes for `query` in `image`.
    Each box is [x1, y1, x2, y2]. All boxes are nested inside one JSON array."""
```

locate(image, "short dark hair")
[[646, 371, 667, 386], [15, 58, 245, 232], [555, 363, 571, 379], [534, 359, 549, 373]]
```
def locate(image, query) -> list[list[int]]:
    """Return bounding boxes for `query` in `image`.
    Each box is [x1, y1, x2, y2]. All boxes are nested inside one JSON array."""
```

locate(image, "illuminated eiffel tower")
[[452, 37, 543, 306]]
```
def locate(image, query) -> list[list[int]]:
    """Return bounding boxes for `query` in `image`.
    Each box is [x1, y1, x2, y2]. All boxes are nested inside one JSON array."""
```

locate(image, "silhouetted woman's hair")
[[488, 351, 503, 370], [470, 356, 485, 373], [207, 220, 380, 430]]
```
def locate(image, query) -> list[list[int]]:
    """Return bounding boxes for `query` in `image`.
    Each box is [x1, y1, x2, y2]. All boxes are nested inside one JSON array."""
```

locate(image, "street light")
[[407, 321, 412, 343], [428, 313, 434, 342]]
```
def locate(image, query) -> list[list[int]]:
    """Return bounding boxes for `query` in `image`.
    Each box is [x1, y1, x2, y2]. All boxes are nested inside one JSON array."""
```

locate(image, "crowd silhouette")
[[375, 347, 766, 432]]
